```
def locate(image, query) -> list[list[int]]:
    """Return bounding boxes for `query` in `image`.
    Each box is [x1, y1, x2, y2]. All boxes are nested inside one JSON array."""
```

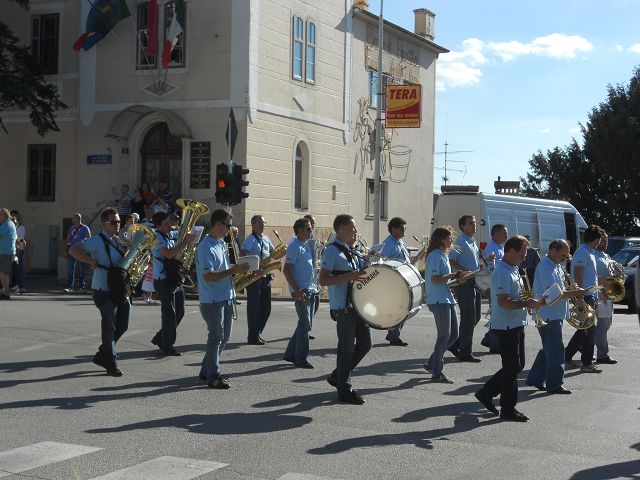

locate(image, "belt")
[[330, 307, 353, 315]]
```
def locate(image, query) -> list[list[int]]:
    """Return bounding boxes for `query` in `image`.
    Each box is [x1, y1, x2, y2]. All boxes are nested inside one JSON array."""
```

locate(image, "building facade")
[[1, 0, 447, 293]]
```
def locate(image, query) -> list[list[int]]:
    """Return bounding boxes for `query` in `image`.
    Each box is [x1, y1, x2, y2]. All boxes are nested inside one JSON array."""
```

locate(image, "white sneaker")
[[10, 285, 19, 292]]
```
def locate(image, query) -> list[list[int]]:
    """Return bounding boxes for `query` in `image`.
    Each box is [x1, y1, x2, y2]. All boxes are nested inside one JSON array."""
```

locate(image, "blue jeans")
[[246, 277, 272, 341], [526, 320, 565, 391], [565, 295, 597, 366], [481, 327, 525, 412], [92, 291, 131, 363], [450, 283, 481, 357], [285, 291, 316, 364], [332, 310, 372, 394], [154, 280, 185, 352], [199, 300, 234, 381], [426, 303, 459, 376], [67, 255, 86, 289], [595, 316, 612, 359]]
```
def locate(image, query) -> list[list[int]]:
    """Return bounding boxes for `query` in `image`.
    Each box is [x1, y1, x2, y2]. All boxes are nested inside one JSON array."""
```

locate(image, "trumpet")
[[518, 274, 547, 328]]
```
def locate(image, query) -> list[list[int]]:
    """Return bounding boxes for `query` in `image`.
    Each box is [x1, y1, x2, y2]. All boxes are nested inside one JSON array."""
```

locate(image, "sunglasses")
[[105, 220, 120, 226]]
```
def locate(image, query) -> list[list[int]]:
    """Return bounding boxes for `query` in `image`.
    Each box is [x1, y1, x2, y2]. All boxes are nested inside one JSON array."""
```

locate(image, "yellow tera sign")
[[385, 84, 421, 128]]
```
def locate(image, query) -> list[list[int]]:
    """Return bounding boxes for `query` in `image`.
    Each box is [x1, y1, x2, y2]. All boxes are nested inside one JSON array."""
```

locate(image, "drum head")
[[352, 262, 411, 329]]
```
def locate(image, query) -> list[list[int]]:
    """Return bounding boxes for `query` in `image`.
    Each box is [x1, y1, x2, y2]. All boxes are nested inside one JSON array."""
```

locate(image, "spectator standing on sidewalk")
[[9, 210, 26, 294], [0, 208, 17, 300], [115, 184, 132, 228], [65, 213, 91, 293]]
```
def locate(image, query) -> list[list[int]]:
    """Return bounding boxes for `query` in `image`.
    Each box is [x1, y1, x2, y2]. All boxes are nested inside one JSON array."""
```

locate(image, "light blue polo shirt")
[[241, 233, 274, 259], [0, 220, 17, 255], [534, 256, 569, 322], [450, 233, 479, 271], [285, 237, 314, 293], [152, 230, 176, 280], [321, 240, 364, 310], [196, 234, 234, 303], [571, 244, 598, 293], [490, 260, 528, 330], [424, 249, 456, 305], [82, 232, 124, 291], [378, 234, 410, 262], [483, 239, 504, 269], [594, 250, 611, 278]]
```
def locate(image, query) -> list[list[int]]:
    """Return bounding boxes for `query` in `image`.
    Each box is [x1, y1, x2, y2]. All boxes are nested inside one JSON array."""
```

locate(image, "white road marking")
[[0, 441, 102, 478], [88, 456, 227, 480]]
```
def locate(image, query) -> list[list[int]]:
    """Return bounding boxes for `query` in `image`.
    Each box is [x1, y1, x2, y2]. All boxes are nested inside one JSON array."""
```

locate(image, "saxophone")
[[122, 223, 158, 287], [234, 229, 287, 292], [561, 257, 596, 330], [175, 198, 210, 276], [518, 274, 547, 328]]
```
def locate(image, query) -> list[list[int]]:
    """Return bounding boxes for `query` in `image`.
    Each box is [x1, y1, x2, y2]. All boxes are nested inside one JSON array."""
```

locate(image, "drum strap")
[[328, 242, 361, 309]]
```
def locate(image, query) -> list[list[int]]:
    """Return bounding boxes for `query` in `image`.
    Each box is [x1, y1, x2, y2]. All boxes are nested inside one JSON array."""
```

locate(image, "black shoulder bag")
[[326, 242, 361, 321], [100, 234, 129, 304]]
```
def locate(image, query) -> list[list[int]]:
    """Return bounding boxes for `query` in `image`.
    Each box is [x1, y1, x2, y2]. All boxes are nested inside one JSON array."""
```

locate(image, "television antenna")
[[434, 141, 473, 185]]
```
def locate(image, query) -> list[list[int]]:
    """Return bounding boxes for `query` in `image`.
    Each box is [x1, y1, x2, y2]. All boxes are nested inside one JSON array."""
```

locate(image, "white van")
[[431, 188, 589, 253]]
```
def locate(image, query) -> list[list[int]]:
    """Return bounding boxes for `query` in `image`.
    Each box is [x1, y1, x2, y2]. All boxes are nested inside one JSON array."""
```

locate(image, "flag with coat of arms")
[[73, 0, 131, 51]]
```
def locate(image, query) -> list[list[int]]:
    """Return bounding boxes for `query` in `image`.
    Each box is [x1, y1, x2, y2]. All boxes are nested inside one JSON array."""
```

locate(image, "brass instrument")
[[412, 234, 427, 274], [603, 258, 625, 303], [234, 229, 287, 292], [561, 257, 596, 330], [356, 235, 383, 266], [518, 274, 547, 328], [175, 198, 210, 274], [122, 223, 158, 287]]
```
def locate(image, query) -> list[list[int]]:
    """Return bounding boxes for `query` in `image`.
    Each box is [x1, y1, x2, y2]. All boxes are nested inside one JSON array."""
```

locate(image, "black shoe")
[[106, 363, 123, 377], [163, 348, 182, 356], [327, 375, 351, 389], [339, 389, 365, 405], [198, 373, 207, 381], [500, 409, 529, 422], [0, 293, 11, 300], [459, 355, 481, 363], [247, 338, 266, 345], [207, 375, 230, 389], [283, 357, 295, 364], [389, 339, 409, 346], [309, 333, 316, 340], [596, 356, 618, 364], [475, 390, 499, 415], [423, 363, 432, 373], [150, 333, 161, 347], [526, 382, 545, 391], [548, 386, 572, 395], [92, 352, 106, 369], [480, 338, 491, 348], [295, 361, 314, 369], [448, 348, 459, 358]]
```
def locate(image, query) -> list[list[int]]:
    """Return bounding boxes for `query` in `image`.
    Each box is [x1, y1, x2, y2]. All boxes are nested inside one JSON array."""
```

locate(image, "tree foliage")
[[521, 67, 640, 236], [0, 0, 67, 136]]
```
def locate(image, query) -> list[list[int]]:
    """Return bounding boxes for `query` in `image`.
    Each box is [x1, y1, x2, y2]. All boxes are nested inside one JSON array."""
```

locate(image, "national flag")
[[161, 0, 185, 68], [73, 0, 131, 52], [146, 0, 158, 56]]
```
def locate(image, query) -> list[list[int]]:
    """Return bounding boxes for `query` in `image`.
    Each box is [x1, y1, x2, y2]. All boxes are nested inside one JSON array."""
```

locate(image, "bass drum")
[[351, 259, 425, 330]]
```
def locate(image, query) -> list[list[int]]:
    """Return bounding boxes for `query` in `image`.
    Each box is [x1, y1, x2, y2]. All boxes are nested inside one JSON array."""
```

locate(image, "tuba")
[[561, 257, 596, 330], [175, 198, 210, 274], [233, 229, 287, 292], [122, 223, 158, 287], [603, 259, 625, 302], [518, 274, 547, 328]]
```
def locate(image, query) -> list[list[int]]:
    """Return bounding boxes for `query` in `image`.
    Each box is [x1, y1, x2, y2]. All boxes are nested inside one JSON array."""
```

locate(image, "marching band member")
[[240, 215, 274, 345], [594, 230, 617, 365], [480, 224, 509, 353], [320, 214, 369, 405], [564, 225, 603, 373], [475, 235, 542, 421], [377, 217, 411, 346], [69, 207, 129, 377], [448, 215, 482, 362], [196, 209, 249, 389], [150, 211, 194, 356], [423, 226, 462, 383], [526, 240, 586, 394], [282, 218, 317, 368], [303, 214, 320, 334]]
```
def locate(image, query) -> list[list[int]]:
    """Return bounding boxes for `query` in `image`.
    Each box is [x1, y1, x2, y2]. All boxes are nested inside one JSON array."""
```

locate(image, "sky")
[[366, 0, 640, 193]]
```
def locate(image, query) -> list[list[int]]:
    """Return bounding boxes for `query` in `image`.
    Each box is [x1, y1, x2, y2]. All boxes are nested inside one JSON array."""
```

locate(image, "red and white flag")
[[161, 0, 185, 68]]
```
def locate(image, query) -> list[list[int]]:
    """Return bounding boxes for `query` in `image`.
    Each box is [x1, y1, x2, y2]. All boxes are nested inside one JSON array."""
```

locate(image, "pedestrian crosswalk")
[[0, 442, 343, 480]]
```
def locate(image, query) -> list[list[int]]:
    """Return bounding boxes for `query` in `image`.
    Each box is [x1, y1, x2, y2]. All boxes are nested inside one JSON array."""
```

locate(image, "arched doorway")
[[140, 123, 183, 197]]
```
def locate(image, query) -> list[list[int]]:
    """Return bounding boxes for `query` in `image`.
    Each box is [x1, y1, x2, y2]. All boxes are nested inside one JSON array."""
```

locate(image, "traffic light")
[[231, 163, 249, 205], [215, 163, 235, 205]]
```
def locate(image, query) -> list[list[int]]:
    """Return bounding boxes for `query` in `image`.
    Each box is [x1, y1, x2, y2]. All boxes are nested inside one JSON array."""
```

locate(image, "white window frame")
[[164, 0, 186, 68], [368, 69, 389, 110], [365, 178, 388, 219], [293, 140, 310, 210], [292, 16, 304, 81], [305, 21, 316, 84]]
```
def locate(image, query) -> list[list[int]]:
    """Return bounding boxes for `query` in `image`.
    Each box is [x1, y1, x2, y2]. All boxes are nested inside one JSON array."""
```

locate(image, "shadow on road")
[[569, 442, 640, 479]]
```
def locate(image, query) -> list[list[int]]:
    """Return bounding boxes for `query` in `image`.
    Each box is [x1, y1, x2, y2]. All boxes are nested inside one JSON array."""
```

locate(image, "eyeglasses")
[[219, 221, 232, 229], [105, 220, 119, 226]]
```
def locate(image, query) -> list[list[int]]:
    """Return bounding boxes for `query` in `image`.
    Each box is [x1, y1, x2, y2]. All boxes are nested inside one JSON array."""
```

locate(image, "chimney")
[[353, 0, 369, 9], [413, 8, 435, 40]]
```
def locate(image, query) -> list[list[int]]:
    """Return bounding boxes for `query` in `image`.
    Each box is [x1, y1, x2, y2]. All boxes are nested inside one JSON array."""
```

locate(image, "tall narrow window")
[[31, 13, 59, 74], [305, 22, 316, 83], [368, 70, 388, 110], [27, 145, 56, 202], [293, 142, 309, 209], [366, 178, 387, 219], [164, 1, 186, 68], [292, 16, 304, 80], [136, 3, 157, 69]]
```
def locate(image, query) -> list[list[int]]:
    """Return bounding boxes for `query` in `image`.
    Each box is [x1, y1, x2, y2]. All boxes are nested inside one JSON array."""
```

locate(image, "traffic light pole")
[[373, 0, 384, 245]]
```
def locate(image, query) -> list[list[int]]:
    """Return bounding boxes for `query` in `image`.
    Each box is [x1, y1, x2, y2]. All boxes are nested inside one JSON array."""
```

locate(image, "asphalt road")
[[0, 286, 639, 480]]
